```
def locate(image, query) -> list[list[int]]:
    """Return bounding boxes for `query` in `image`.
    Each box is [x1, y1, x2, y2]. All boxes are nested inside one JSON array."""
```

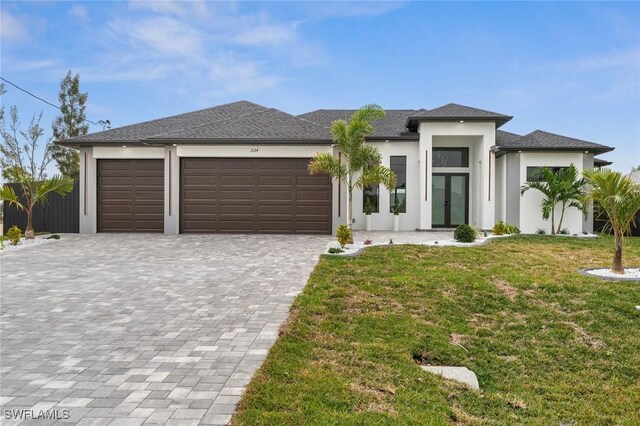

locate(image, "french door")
[[432, 173, 469, 228]]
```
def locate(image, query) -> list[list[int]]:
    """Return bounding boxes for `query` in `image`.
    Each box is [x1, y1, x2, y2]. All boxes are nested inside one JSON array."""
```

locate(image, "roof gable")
[[496, 129, 614, 154], [407, 103, 512, 128]]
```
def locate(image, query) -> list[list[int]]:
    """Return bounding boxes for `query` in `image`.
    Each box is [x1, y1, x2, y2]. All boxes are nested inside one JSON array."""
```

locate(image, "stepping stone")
[[421, 366, 480, 390]]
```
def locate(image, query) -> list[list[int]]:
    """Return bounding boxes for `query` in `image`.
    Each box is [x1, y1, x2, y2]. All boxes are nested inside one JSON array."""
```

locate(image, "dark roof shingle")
[[298, 109, 423, 138], [496, 129, 614, 154], [407, 103, 512, 127]]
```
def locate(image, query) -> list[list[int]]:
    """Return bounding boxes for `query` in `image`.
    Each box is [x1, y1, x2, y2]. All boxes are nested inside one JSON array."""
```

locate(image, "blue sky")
[[1, 1, 639, 172]]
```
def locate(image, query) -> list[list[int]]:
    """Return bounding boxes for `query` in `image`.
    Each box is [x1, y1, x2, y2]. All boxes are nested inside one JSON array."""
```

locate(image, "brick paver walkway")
[[0, 233, 330, 425]]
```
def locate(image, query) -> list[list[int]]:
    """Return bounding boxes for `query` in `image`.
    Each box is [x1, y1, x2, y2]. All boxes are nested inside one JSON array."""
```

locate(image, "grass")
[[232, 236, 640, 425]]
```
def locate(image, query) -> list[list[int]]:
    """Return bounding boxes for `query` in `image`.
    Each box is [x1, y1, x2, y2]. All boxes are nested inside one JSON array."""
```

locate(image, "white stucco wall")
[[350, 141, 420, 231], [519, 152, 588, 234], [418, 122, 496, 230]]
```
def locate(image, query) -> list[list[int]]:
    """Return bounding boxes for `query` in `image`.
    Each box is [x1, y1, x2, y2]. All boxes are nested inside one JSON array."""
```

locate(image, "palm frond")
[[356, 165, 397, 190], [0, 185, 26, 211], [308, 153, 347, 183]]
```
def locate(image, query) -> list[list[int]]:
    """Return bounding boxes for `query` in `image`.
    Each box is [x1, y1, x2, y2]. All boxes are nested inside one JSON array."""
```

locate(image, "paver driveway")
[[0, 233, 330, 425]]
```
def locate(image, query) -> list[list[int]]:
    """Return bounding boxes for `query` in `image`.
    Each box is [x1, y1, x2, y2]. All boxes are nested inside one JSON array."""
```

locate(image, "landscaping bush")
[[327, 247, 344, 254], [560, 228, 570, 235], [7, 225, 22, 246], [46, 234, 61, 240], [363, 239, 373, 245], [336, 224, 352, 247], [537, 228, 547, 235], [505, 224, 521, 234], [492, 220, 508, 235], [454, 224, 477, 243]]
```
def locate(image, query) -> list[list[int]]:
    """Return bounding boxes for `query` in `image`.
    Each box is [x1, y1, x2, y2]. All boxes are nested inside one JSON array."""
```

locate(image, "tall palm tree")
[[583, 169, 640, 274], [520, 164, 586, 234], [308, 104, 396, 229]]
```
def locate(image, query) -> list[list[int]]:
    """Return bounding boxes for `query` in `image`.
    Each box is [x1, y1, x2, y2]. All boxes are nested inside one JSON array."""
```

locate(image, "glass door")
[[432, 174, 469, 227]]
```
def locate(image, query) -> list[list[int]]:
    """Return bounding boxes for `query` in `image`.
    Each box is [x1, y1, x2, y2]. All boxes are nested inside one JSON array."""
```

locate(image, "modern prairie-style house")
[[56, 101, 614, 235]]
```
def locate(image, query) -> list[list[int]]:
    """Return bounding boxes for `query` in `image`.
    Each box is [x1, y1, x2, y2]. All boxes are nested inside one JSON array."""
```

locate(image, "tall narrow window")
[[363, 185, 379, 213], [389, 156, 407, 213]]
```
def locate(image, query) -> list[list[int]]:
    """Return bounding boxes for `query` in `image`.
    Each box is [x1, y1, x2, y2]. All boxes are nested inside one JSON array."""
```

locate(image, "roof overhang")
[[406, 116, 513, 129], [492, 145, 615, 156], [55, 138, 334, 148]]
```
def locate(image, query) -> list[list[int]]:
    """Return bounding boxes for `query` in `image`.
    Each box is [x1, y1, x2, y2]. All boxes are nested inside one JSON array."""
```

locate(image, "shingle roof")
[[60, 101, 269, 144], [148, 108, 331, 142], [407, 103, 512, 127], [510, 130, 613, 152], [496, 130, 522, 146], [298, 109, 424, 138]]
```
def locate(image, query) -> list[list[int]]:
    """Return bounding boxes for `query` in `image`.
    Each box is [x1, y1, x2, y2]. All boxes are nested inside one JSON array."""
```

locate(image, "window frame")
[[363, 185, 380, 214], [389, 155, 407, 214], [526, 166, 568, 182], [432, 147, 469, 168]]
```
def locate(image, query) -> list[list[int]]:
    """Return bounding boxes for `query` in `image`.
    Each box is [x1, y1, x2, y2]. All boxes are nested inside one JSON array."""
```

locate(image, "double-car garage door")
[[180, 158, 331, 234], [97, 158, 331, 234]]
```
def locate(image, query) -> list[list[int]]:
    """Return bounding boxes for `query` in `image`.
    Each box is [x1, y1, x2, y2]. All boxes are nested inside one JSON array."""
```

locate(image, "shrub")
[[560, 228, 570, 235], [364, 197, 374, 215], [7, 225, 22, 246], [336, 224, 352, 247], [454, 224, 477, 243], [327, 247, 344, 254], [537, 228, 547, 235], [46, 234, 61, 240], [392, 198, 401, 215], [492, 221, 508, 235], [505, 224, 521, 234], [363, 239, 373, 245]]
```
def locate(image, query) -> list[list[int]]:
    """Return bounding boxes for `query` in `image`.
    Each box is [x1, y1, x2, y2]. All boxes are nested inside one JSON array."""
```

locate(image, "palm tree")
[[0, 172, 74, 239], [308, 104, 396, 229], [0, 106, 75, 239], [583, 169, 640, 274], [520, 164, 586, 234]]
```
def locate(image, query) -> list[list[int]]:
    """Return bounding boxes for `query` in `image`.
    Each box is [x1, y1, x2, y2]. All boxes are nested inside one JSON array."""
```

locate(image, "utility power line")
[[0, 76, 110, 128]]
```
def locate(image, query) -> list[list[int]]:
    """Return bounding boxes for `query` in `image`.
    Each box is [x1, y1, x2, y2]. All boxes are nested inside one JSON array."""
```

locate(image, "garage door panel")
[[181, 158, 331, 234], [98, 159, 164, 232]]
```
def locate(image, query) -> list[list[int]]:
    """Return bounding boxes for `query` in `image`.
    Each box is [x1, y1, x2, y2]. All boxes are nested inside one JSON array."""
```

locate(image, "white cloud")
[[128, 0, 189, 17], [0, 11, 28, 42], [234, 23, 298, 46], [550, 48, 640, 72], [108, 16, 204, 57], [6, 58, 57, 72], [70, 5, 88, 21]]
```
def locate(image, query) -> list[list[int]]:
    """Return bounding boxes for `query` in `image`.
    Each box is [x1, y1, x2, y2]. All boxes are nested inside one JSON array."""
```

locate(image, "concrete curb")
[[577, 268, 640, 282]]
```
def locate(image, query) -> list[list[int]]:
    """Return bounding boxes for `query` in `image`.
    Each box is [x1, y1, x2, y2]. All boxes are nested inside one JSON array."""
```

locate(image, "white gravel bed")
[[325, 234, 513, 256], [0, 235, 57, 255], [582, 268, 640, 280]]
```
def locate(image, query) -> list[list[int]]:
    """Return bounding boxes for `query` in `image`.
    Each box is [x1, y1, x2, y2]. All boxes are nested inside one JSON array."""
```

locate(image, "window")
[[389, 156, 407, 213], [526, 166, 568, 182], [363, 185, 379, 213], [432, 148, 469, 168]]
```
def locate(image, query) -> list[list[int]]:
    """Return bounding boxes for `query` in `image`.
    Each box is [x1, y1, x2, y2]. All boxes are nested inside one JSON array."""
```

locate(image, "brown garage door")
[[97, 159, 164, 232], [180, 158, 331, 234]]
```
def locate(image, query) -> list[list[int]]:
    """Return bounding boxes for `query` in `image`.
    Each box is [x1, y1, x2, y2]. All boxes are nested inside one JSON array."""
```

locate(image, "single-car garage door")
[[180, 158, 331, 234], [97, 159, 164, 232]]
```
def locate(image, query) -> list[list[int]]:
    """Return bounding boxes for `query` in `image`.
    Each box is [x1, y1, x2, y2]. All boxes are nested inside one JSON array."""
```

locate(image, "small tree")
[[583, 169, 640, 274], [520, 164, 586, 234], [0, 106, 74, 239], [308, 104, 396, 229], [51, 70, 89, 180]]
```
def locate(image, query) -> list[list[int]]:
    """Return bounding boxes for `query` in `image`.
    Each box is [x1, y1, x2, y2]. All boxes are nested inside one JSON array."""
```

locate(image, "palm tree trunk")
[[612, 229, 624, 274], [25, 205, 35, 240], [551, 207, 556, 235], [556, 202, 566, 234]]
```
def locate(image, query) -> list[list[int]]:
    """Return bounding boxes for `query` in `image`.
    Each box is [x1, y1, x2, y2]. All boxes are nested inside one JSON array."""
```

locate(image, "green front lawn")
[[233, 236, 640, 425]]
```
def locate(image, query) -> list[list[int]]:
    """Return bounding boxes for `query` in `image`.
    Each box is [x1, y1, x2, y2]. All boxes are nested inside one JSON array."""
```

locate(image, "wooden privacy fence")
[[2, 182, 79, 234]]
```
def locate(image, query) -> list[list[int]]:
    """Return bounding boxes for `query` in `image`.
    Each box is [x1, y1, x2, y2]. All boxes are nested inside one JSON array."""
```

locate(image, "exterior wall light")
[[122, 145, 127, 148], [460, 120, 464, 123]]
